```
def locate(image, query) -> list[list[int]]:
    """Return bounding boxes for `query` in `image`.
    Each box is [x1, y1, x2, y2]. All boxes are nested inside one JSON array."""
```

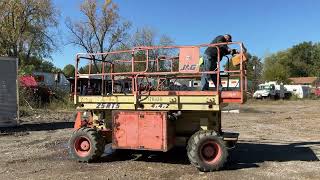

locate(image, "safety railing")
[[74, 42, 247, 104]]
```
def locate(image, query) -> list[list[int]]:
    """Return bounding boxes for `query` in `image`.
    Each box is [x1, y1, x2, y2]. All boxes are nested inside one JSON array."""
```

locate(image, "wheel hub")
[[74, 136, 91, 157], [203, 145, 215, 158], [200, 141, 221, 164], [80, 140, 90, 151]]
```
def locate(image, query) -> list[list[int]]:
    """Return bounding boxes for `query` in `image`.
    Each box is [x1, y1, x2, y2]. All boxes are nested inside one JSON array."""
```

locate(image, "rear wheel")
[[69, 127, 105, 162], [187, 130, 228, 172]]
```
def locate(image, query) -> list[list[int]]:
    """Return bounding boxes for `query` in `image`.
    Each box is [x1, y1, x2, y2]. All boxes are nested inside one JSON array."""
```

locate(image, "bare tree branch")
[[66, 0, 131, 58]]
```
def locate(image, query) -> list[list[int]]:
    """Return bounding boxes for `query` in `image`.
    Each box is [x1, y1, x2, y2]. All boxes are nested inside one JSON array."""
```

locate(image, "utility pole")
[[252, 60, 257, 95]]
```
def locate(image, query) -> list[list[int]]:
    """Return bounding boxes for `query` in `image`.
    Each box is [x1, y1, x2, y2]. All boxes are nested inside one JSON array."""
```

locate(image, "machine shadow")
[[99, 141, 320, 170], [226, 141, 320, 170], [99, 147, 190, 165]]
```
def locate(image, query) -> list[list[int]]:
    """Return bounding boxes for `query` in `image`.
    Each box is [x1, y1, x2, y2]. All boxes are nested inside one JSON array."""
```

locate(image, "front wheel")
[[69, 127, 105, 162], [187, 130, 228, 172]]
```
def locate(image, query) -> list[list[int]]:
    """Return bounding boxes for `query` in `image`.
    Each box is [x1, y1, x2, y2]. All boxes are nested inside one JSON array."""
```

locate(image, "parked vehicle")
[[284, 85, 310, 99], [33, 72, 70, 92], [253, 81, 311, 99], [253, 82, 291, 99], [314, 88, 320, 96]]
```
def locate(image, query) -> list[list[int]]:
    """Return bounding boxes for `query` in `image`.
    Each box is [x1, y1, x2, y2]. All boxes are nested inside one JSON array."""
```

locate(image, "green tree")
[[263, 41, 320, 82], [263, 52, 291, 83], [63, 64, 75, 78], [0, 0, 59, 64], [19, 56, 60, 75], [247, 55, 263, 91], [288, 41, 313, 77], [311, 43, 320, 77]]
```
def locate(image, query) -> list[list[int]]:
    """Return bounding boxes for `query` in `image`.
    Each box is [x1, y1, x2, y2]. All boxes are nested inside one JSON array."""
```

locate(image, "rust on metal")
[[112, 111, 172, 152]]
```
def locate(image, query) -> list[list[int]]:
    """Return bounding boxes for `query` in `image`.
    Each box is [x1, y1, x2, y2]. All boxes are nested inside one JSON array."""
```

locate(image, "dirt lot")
[[0, 100, 319, 180]]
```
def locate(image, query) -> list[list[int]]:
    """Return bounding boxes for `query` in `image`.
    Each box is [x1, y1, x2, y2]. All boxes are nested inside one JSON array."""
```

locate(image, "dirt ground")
[[0, 100, 320, 180]]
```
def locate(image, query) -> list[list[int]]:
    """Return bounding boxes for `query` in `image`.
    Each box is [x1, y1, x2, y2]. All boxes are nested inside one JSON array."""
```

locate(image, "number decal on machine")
[[96, 103, 120, 109], [151, 104, 169, 109]]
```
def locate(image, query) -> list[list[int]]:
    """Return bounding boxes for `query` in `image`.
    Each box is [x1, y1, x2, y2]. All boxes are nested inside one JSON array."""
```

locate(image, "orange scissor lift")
[[69, 42, 247, 172]]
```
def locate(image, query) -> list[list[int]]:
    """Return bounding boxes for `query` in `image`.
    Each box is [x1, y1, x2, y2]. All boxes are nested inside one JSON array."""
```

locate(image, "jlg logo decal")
[[180, 64, 197, 71]]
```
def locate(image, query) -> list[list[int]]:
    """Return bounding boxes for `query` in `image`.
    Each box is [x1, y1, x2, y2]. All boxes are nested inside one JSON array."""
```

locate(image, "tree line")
[[0, 0, 318, 88], [0, 0, 59, 74], [0, 0, 175, 77], [225, 41, 320, 92], [263, 41, 320, 83]]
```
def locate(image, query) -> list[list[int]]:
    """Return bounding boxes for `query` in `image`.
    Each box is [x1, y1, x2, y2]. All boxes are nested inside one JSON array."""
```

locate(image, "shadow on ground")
[[226, 141, 320, 170], [0, 122, 74, 134], [98, 141, 320, 170]]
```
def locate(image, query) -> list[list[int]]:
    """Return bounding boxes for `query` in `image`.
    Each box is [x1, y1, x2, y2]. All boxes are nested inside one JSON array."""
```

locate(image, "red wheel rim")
[[199, 141, 222, 164], [74, 136, 91, 157]]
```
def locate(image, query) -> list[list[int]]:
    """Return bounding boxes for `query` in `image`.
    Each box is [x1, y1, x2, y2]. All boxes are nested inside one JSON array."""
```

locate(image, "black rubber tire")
[[69, 127, 105, 162], [187, 130, 228, 172]]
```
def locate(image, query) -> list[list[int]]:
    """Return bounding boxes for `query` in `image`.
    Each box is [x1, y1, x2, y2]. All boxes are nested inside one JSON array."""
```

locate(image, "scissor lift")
[[69, 42, 247, 172]]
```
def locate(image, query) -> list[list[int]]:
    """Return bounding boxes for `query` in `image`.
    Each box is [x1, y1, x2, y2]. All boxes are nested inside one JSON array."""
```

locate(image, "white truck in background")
[[253, 82, 290, 99], [253, 81, 310, 99]]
